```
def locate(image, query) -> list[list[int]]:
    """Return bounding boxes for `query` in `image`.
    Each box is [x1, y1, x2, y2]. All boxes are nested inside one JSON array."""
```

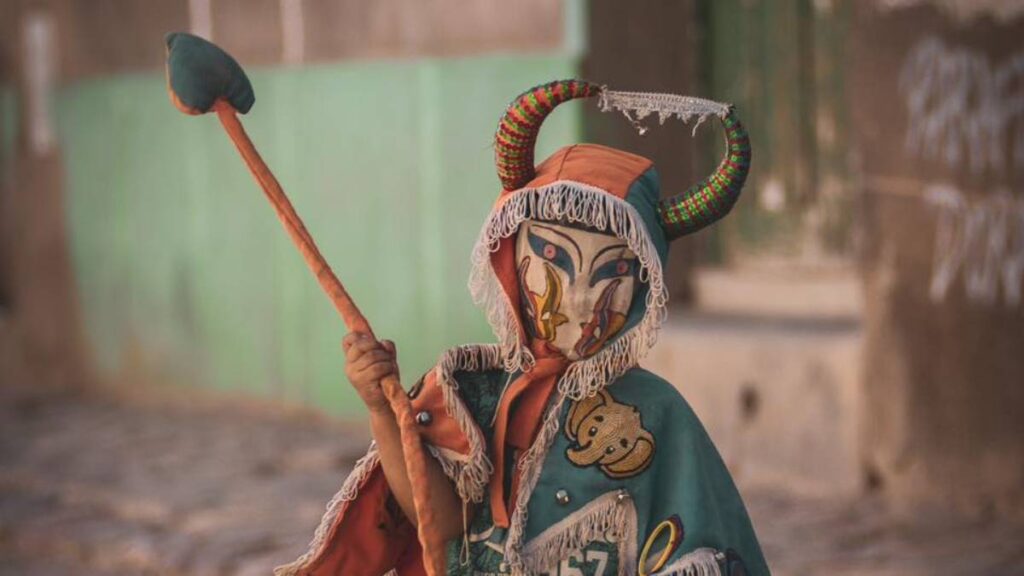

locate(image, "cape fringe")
[[429, 344, 503, 503], [653, 548, 724, 576], [273, 444, 381, 575], [518, 490, 639, 576], [503, 393, 567, 571], [276, 345, 501, 575], [468, 181, 669, 401]]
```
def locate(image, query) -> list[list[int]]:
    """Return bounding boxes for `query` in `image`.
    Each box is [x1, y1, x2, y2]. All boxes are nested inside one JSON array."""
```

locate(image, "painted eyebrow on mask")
[[528, 228, 576, 283], [531, 224, 583, 266], [589, 243, 630, 269]]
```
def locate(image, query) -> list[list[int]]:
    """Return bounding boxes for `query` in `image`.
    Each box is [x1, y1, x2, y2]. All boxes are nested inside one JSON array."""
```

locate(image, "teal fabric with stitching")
[[444, 368, 769, 576], [442, 163, 768, 575]]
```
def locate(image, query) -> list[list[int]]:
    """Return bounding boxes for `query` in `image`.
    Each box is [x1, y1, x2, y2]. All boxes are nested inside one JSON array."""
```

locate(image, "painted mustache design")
[[574, 278, 628, 358], [518, 257, 569, 341], [518, 255, 629, 358]]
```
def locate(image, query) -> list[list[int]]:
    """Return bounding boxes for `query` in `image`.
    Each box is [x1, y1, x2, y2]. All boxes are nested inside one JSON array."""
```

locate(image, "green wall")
[[58, 55, 580, 416], [1, 86, 16, 181], [702, 0, 853, 256]]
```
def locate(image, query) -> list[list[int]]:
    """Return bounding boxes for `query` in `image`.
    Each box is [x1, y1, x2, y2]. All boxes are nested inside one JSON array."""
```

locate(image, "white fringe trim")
[[519, 490, 639, 576], [653, 548, 724, 576], [274, 444, 381, 575], [598, 90, 730, 136], [430, 343, 503, 503], [276, 345, 502, 575], [503, 392, 567, 571], [468, 180, 669, 401]]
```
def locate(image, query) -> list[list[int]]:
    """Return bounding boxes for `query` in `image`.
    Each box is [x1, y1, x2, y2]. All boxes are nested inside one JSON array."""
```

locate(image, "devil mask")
[[468, 80, 750, 398], [515, 220, 638, 360]]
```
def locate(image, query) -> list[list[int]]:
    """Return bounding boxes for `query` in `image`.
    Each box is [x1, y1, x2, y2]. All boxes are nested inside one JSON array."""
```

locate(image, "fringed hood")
[[471, 79, 750, 399], [469, 144, 670, 399]]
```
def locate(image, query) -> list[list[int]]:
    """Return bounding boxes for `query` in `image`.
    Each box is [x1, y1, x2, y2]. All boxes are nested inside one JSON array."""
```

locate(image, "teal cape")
[[437, 151, 769, 575], [441, 366, 769, 576]]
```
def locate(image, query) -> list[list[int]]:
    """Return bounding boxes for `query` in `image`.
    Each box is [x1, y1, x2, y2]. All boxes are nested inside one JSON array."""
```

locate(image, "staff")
[[163, 32, 446, 575]]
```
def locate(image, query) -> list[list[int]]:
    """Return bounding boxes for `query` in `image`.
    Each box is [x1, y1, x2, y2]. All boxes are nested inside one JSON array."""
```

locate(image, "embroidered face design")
[[515, 221, 637, 360], [565, 389, 655, 479]]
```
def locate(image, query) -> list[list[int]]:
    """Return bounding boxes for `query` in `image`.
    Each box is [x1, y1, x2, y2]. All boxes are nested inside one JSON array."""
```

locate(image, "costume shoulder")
[[608, 368, 772, 576], [408, 347, 506, 505], [609, 367, 694, 414]]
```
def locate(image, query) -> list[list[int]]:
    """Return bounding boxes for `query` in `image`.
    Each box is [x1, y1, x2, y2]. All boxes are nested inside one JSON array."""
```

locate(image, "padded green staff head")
[[165, 32, 254, 115]]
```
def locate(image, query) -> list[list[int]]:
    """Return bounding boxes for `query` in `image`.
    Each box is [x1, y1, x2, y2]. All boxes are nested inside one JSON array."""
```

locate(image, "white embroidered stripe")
[[468, 180, 669, 401]]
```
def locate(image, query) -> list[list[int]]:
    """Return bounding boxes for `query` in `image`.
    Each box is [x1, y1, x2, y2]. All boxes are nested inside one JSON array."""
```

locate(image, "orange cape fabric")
[[487, 342, 568, 528]]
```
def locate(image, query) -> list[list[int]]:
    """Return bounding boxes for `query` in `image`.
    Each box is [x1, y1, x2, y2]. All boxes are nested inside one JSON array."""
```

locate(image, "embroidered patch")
[[564, 389, 655, 479], [540, 540, 618, 576], [638, 515, 684, 575]]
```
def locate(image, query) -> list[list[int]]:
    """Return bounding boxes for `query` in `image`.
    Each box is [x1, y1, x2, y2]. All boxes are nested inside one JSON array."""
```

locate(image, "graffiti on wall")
[[926, 184, 1024, 307], [899, 36, 1024, 308], [900, 36, 1024, 176]]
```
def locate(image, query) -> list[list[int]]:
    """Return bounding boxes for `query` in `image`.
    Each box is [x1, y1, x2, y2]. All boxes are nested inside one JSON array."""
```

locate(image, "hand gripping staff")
[[164, 32, 446, 575]]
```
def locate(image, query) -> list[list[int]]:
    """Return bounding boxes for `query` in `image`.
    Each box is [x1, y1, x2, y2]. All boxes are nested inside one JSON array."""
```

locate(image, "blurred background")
[[1, 0, 1023, 574]]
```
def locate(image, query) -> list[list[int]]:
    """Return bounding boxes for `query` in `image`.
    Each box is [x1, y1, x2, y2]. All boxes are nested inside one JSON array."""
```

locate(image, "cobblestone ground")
[[1, 383, 1022, 576]]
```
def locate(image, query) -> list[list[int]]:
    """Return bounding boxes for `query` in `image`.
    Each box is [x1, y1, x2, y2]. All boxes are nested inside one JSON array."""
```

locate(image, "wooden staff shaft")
[[214, 103, 446, 576]]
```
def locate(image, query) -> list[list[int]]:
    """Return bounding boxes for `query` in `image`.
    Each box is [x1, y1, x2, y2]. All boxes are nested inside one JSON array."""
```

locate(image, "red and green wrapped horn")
[[495, 79, 602, 191], [495, 80, 751, 238], [656, 110, 751, 239]]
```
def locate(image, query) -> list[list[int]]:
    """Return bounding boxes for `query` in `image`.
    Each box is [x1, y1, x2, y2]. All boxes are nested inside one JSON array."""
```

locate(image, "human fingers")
[[350, 349, 393, 372], [345, 336, 385, 364], [342, 331, 367, 351], [358, 361, 397, 382]]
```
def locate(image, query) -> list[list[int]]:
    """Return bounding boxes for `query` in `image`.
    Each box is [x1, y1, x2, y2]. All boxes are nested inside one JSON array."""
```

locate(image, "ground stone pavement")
[[1, 383, 1022, 576]]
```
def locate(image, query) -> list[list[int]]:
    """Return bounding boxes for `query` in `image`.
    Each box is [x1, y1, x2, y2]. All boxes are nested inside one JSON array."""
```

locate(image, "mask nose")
[[555, 286, 598, 357], [563, 287, 596, 322]]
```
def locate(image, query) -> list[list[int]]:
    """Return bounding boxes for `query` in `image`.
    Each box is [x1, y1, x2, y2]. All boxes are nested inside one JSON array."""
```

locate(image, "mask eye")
[[590, 258, 637, 287], [528, 229, 575, 283]]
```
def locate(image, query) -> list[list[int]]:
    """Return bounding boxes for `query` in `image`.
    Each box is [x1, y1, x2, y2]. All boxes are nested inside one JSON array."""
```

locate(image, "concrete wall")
[[852, 3, 1024, 516], [645, 267, 863, 496]]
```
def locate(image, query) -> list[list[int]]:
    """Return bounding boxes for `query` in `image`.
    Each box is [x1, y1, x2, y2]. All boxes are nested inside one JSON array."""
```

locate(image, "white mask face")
[[514, 220, 638, 360]]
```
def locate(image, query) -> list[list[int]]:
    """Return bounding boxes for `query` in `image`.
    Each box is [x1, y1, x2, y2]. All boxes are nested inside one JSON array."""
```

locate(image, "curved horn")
[[495, 79, 602, 191], [658, 110, 751, 240]]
